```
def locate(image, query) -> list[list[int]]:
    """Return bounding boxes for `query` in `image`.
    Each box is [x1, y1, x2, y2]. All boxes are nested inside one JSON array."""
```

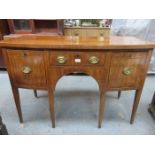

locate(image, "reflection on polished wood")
[[0, 36, 155, 128], [0, 36, 154, 49]]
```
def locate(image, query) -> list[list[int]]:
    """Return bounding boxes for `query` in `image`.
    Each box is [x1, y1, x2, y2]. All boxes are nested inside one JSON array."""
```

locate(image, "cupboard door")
[[7, 20, 34, 34], [108, 52, 147, 89], [7, 50, 47, 89]]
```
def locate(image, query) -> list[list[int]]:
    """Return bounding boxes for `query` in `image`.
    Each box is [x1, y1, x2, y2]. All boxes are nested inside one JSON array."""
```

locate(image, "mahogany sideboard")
[[0, 36, 155, 128]]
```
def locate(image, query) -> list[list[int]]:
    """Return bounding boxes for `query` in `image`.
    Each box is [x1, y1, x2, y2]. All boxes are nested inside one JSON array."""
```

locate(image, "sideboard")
[[64, 27, 110, 37], [0, 36, 154, 128]]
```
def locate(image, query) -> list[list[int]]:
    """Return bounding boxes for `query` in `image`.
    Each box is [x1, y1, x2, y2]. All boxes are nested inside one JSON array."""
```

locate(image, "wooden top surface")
[[0, 35, 155, 50]]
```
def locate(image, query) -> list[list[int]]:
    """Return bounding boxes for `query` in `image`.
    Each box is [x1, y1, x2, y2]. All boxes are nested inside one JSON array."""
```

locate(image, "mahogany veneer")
[[0, 36, 155, 128]]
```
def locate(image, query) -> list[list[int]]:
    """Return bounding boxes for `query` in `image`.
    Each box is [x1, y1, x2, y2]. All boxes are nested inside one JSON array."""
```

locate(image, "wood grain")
[[0, 36, 155, 49], [6, 49, 47, 89], [108, 51, 148, 89]]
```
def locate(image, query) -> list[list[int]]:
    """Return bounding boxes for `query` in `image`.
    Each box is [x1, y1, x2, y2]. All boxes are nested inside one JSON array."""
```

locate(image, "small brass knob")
[[88, 56, 99, 64], [22, 66, 32, 74], [74, 33, 79, 36], [123, 67, 132, 75], [100, 33, 104, 36], [21, 53, 27, 57], [57, 56, 67, 64]]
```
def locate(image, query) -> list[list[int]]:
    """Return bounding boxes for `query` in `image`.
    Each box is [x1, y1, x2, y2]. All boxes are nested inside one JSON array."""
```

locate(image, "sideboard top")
[[0, 36, 155, 50]]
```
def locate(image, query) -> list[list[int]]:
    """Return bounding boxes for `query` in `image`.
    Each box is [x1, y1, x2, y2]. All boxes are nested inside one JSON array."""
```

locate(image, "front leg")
[[48, 89, 55, 128], [98, 90, 106, 128], [118, 91, 121, 99], [11, 85, 23, 123], [130, 89, 143, 124]]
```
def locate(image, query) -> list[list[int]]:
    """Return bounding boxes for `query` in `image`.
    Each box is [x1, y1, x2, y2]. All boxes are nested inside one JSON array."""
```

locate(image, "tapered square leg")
[[33, 90, 38, 98], [11, 86, 23, 123], [48, 89, 55, 128], [130, 89, 143, 124], [118, 91, 121, 99], [98, 90, 106, 128]]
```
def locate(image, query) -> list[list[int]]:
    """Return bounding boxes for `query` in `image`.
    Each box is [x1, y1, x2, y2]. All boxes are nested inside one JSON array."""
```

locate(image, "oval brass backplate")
[[57, 56, 67, 64], [22, 66, 32, 74], [88, 56, 99, 64], [123, 67, 132, 75]]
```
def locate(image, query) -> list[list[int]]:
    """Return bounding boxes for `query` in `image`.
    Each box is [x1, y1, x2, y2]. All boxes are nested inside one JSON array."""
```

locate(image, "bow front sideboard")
[[0, 36, 155, 128]]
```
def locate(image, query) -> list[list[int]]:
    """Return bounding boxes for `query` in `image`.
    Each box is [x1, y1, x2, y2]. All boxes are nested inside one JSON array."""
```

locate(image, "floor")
[[0, 71, 155, 135]]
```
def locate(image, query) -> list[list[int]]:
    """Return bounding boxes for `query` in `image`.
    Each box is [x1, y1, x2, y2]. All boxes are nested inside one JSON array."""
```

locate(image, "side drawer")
[[7, 50, 47, 89], [108, 51, 148, 89], [49, 51, 106, 66]]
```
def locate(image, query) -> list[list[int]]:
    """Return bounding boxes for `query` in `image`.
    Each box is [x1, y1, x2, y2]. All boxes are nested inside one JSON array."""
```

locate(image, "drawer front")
[[86, 29, 99, 37], [64, 29, 72, 36], [86, 29, 110, 37], [108, 52, 147, 89], [49, 51, 106, 66], [72, 29, 86, 36], [98, 29, 110, 37], [7, 50, 47, 88]]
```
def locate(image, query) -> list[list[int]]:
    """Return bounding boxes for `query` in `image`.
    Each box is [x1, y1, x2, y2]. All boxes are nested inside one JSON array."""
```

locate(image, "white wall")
[[111, 19, 155, 73]]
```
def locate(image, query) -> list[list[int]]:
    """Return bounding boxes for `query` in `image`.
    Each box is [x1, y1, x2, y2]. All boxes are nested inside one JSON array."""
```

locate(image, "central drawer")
[[49, 51, 106, 66]]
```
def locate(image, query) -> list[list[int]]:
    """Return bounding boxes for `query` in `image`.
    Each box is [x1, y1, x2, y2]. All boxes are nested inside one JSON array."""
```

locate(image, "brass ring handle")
[[57, 56, 67, 64], [123, 67, 132, 75], [88, 56, 99, 64], [22, 66, 32, 74]]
